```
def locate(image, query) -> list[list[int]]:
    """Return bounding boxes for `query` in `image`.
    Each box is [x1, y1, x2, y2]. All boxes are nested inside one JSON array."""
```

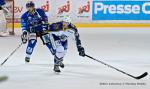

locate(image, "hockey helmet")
[[62, 16, 71, 24], [26, 1, 35, 8]]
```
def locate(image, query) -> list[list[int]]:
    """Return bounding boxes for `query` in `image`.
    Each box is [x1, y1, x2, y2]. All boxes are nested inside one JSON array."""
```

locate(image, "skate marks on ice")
[[1, 63, 134, 80], [0, 63, 113, 78], [0, 63, 149, 89], [0, 62, 149, 81]]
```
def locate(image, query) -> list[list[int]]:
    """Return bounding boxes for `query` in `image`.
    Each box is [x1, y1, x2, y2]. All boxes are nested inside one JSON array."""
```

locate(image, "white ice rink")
[[0, 28, 150, 89]]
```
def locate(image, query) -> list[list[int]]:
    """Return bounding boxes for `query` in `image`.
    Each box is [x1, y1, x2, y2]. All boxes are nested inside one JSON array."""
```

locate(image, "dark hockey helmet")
[[26, 1, 35, 8]]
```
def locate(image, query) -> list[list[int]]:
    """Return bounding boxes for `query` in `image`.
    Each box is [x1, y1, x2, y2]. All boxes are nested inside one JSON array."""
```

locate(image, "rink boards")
[[11, 0, 150, 28], [13, 23, 150, 28]]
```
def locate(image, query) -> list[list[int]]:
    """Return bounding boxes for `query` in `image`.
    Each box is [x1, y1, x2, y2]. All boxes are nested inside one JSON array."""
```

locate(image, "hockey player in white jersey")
[[0, 0, 9, 13], [0, 0, 10, 36], [48, 16, 85, 73]]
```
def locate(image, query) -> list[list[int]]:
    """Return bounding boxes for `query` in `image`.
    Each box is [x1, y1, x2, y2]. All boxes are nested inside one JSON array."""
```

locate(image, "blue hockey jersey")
[[49, 21, 82, 46], [49, 21, 78, 32], [21, 9, 48, 33]]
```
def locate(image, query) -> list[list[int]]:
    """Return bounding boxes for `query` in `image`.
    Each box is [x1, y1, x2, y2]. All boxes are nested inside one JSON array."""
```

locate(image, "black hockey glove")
[[21, 31, 28, 44], [77, 46, 85, 57]]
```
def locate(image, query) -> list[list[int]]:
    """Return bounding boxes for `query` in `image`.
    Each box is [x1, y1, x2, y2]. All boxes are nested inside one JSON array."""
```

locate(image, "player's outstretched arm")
[[70, 24, 85, 57]]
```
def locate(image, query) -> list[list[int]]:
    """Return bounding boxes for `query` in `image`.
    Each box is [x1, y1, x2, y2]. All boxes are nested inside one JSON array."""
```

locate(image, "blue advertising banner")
[[92, 0, 150, 20]]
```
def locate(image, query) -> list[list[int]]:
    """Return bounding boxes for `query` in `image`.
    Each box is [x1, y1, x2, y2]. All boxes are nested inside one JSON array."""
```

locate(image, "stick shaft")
[[85, 54, 147, 79], [1, 43, 23, 66]]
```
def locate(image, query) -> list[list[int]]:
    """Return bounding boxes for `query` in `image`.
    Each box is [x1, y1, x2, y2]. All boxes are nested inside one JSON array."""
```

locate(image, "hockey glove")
[[21, 31, 28, 44], [42, 22, 49, 31], [78, 46, 85, 57], [42, 24, 49, 34]]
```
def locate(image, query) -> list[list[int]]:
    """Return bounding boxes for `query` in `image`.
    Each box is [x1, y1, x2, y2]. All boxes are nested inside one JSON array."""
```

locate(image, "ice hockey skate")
[[25, 57, 30, 63], [53, 65, 61, 73]]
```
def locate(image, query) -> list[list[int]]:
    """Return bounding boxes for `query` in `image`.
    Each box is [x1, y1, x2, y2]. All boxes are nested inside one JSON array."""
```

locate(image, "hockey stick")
[[85, 54, 148, 80], [1, 43, 23, 66], [0, 76, 8, 82]]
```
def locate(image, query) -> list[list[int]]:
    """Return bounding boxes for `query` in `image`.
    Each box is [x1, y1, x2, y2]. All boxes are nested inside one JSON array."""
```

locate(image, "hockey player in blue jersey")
[[21, 1, 52, 63], [48, 16, 85, 72]]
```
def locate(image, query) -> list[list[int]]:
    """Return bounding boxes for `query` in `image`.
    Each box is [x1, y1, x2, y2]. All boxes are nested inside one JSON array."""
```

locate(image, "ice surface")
[[0, 28, 150, 89]]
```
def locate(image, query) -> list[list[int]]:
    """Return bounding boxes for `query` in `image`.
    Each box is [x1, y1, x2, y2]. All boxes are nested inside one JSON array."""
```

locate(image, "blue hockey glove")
[[42, 22, 48, 31]]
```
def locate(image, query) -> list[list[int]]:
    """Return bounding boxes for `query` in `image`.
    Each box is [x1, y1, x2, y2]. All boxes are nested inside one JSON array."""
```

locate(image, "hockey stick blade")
[[0, 76, 8, 82], [134, 72, 148, 80]]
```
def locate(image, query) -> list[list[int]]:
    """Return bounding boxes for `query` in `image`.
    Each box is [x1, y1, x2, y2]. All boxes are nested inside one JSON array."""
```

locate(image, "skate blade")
[[53, 71, 61, 75]]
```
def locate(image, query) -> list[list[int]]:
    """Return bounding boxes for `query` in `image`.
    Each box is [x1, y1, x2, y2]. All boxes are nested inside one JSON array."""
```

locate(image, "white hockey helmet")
[[62, 16, 71, 23]]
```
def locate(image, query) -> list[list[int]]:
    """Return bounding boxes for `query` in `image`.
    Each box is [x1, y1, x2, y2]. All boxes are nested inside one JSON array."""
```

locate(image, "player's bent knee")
[[55, 46, 65, 58]]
